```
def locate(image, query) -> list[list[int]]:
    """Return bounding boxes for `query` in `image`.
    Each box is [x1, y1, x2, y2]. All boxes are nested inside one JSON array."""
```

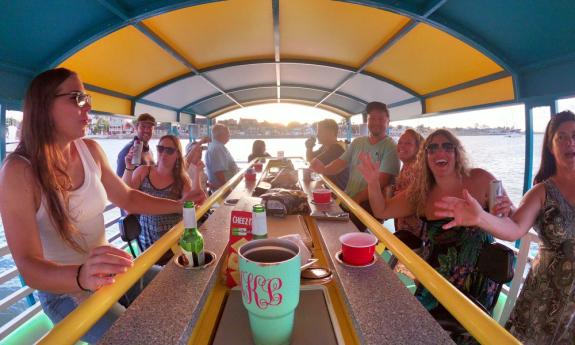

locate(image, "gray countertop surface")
[[99, 163, 453, 345]]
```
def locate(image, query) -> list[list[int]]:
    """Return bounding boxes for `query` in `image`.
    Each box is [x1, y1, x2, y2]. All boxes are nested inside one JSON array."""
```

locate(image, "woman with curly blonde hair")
[[358, 129, 513, 320]]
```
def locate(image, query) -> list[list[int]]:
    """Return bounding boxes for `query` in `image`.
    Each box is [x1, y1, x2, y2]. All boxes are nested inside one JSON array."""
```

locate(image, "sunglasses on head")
[[157, 145, 176, 155], [55, 91, 91, 108], [425, 142, 455, 154]]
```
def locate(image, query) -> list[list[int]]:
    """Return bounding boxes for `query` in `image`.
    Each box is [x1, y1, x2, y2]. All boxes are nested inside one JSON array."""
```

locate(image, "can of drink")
[[277, 150, 284, 159], [489, 180, 503, 215], [131, 139, 143, 165], [302, 168, 312, 182]]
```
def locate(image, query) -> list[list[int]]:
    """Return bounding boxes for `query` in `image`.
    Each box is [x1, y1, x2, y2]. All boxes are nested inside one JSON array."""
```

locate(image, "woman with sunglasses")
[[358, 129, 514, 323], [434, 112, 575, 344], [0, 68, 202, 343], [123, 135, 207, 258]]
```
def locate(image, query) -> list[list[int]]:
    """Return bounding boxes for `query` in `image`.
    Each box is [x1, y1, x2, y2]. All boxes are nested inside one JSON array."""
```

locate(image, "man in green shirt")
[[311, 102, 399, 231]]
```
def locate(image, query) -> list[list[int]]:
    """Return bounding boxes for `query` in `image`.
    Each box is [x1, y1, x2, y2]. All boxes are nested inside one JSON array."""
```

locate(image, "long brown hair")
[[407, 129, 470, 216], [12, 68, 85, 252], [158, 135, 189, 198], [534, 111, 575, 184]]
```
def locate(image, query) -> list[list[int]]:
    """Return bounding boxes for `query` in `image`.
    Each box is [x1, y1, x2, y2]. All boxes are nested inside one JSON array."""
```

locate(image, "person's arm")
[[434, 184, 544, 241], [213, 171, 227, 189], [357, 152, 413, 219], [0, 157, 132, 293], [311, 158, 347, 175], [115, 144, 129, 177], [350, 172, 393, 204]]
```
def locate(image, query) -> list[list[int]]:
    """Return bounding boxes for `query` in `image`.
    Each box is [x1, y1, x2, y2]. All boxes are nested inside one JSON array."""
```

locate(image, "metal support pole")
[[346, 118, 352, 142], [0, 104, 6, 163], [522, 105, 534, 195], [207, 118, 212, 139]]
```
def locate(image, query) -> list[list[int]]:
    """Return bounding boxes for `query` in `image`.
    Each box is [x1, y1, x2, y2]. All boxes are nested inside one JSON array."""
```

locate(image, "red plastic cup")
[[245, 169, 256, 181], [339, 233, 377, 266], [253, 162, 263, 172], [312, 188, 331, 204]]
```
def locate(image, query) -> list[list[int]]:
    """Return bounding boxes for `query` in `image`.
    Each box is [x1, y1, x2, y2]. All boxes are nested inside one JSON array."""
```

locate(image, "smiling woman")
[[356, 128, 515, 338]]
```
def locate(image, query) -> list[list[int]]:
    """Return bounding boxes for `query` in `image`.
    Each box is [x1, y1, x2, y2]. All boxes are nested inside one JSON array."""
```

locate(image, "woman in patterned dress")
[[358, 129, 514, 318], [392, 129, 426, 245], [123, 135, 206, 255], [435, 111, 575, 344]]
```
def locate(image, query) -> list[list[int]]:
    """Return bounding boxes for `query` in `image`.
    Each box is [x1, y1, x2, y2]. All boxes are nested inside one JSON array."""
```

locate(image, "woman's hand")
[[492, 195, 514, 217], [357, 152, 380, 186], [124, 146, 136, 170], [434, 189, 484, 229], [310, 158, 326, 174], [78, 246, 133, 291]]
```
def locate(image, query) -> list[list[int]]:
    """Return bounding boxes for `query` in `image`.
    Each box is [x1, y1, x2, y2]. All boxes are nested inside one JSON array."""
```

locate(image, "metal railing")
[[0, 203, 128, 341], [320, 176, 521, 345], [37, 162, 252, 344]]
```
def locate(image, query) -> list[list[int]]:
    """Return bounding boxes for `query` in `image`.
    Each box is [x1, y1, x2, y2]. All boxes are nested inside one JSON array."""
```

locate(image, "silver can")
[[131, 139, 143, 165], [489, 180, 503, 215]]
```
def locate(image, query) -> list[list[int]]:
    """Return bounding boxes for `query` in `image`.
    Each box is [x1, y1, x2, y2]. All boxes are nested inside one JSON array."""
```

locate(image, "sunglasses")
[[55, 91, 91, 108], [157, 145, 176, 155], [425, 142, 455, 154]]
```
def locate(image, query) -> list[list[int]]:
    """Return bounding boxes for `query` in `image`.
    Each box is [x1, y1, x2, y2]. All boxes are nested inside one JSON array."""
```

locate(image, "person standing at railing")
[[311, 101, 400, 232], [0, 68, 202, 344], [306, 119, 349, 190], [248, 139, 271, 162], [205, 123, 239, 191], [434, 111, 575, 345], [122, 134, 206, 264], [357, 129, 514, 330]]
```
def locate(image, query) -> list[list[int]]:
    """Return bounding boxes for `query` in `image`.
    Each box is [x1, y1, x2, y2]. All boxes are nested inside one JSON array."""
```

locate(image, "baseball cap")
[[136, 113, 156, 124]]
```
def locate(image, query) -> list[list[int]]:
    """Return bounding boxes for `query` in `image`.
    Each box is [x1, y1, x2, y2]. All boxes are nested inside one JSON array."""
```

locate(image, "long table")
[[99, 163, 453, 345]]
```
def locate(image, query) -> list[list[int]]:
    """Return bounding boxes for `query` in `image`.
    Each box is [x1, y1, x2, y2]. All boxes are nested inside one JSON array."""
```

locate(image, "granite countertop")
[[99, 163, 453, 345]]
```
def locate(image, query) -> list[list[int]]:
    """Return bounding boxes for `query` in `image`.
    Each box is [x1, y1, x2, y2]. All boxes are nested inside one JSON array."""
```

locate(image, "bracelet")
[[76, 264, 91, 292], [125, 167, 135, 172]]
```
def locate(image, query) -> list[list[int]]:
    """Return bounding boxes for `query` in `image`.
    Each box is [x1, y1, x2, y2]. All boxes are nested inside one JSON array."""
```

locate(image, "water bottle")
[[131, 138, 143, 166], [179, 201, 205, 266]]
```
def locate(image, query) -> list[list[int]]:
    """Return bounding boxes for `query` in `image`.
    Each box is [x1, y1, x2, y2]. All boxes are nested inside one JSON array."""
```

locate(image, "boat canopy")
[[1, 0, 575, 121]]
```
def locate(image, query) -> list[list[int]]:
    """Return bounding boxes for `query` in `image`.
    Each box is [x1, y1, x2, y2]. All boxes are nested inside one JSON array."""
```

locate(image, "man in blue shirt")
[[205, 123, 239, 190], [116, 113, 156, 177]]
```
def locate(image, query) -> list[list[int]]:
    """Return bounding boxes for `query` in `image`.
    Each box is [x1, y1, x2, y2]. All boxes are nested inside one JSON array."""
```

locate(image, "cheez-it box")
[[225, 197, 262, 287]]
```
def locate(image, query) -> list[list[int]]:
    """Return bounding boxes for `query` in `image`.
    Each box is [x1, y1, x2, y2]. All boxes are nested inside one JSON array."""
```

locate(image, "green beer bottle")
[[180, 201, 205, 266]]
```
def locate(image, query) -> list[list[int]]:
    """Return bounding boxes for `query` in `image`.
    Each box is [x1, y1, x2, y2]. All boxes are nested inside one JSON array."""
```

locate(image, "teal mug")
[[238, 239, 301, 345]]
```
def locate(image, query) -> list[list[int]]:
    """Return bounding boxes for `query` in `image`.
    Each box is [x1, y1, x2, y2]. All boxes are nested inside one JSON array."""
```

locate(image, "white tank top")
[[35, 139, 108, 265]]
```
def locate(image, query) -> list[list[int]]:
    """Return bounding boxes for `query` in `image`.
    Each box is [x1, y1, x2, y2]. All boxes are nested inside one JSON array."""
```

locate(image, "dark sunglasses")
[[157, 145, 176, 155], [55, 91, 91, 108], [425, 142, 455, 154]]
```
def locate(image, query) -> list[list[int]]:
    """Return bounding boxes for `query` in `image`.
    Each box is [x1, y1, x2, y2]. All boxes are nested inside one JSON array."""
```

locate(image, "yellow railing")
[[37, 163, 253, 345], [321, 176, 520, 345]]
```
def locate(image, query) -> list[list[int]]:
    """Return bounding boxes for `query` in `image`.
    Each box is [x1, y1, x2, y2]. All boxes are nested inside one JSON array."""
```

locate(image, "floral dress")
[[506, 179, 575, 345], [416, 219, 497, 312]]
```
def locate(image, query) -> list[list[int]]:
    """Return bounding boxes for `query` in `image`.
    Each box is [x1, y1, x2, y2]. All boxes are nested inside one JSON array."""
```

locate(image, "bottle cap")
[[252, 204, 265, 213], [184, 201, 195, 208]]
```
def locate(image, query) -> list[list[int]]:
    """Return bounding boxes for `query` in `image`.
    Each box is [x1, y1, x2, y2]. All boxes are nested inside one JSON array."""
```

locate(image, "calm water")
[[0, 134, 542, 325]]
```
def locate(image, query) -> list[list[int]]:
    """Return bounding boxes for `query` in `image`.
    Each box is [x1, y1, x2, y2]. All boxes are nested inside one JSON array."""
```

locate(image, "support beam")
[[421, 0, 449, 18], [523, 105, 534, 194], [272, 0, 281, 102], [95, 0, 242, 108], [315, 20, 418, 108], [0, 104, 5, 163], [346, 118, 352, 142]]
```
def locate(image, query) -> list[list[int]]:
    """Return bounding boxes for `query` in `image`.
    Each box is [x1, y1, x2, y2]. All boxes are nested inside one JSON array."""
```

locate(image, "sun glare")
[[216, 103, 345, 125]]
